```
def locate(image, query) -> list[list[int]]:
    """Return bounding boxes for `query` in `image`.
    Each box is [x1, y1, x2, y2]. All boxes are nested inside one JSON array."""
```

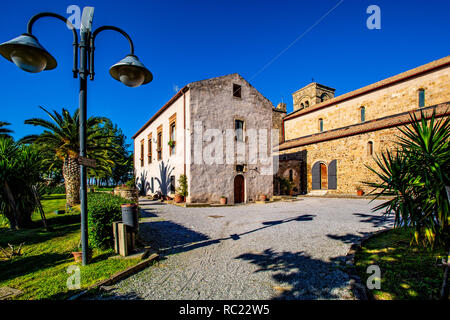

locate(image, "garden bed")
[[354, 228, 448, 300], [0, 194, 141, 300]]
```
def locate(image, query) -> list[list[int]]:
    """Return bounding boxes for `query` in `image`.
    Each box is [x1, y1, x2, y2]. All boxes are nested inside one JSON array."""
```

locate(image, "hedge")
[[87, 193, 136, 249]]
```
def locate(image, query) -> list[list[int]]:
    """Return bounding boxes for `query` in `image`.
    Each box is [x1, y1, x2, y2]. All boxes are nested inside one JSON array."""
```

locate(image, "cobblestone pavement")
[[95, 197, 392, 300]]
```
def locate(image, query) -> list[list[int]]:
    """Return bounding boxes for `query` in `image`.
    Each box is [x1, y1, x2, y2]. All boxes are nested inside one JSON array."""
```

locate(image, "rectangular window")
[[360, 107, 366, 122], [319, 119, 324, 132], [148, 134, 152, 164], [418, 89, 425, 108], [233, 84, 242, 98], [157, 125, 162, 160], [140, 140, 144, 167], [169, 113, 176, 156], [235, 119, 244, 141]]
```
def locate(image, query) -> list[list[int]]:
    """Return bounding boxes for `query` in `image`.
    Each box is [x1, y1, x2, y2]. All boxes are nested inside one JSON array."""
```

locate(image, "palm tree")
[[0, 121, 13, 138], [22, 106, 115, 206]]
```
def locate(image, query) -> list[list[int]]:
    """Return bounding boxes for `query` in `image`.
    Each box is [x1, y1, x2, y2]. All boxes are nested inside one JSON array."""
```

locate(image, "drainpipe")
[[183, 90, 186, 176]]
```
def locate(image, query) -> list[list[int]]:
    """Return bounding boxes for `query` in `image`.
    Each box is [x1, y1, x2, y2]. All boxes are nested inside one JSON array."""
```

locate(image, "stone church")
[[277, 55, 450, 196], [133, 55, 450, 202]]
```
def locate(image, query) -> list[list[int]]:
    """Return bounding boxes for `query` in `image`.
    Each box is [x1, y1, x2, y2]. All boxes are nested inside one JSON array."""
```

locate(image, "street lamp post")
[[0, 7, 153, 265]]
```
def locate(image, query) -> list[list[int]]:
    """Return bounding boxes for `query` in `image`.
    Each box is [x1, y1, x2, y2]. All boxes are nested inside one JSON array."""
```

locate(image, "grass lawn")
[[354, 228, 448, 300], [0, 194, 141, 300]]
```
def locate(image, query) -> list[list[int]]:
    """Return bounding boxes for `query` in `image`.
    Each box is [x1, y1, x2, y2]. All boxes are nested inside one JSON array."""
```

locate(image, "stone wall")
[[280, 127, 399, 195], [187, 74, 275, 203]]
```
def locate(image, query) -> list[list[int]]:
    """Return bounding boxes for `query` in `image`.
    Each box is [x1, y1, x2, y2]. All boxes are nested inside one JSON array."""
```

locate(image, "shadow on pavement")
[[235, 248, 351, 300]]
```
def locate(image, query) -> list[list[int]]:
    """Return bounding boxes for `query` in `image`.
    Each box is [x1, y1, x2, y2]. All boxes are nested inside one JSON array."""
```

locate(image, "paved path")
[[97, 197, 392, 300]]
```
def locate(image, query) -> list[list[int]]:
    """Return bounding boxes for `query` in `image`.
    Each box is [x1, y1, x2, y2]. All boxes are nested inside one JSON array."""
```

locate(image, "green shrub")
[[125, 176, 135, 188], [87, 193, 135, 249], [176, 174, 188, 197]]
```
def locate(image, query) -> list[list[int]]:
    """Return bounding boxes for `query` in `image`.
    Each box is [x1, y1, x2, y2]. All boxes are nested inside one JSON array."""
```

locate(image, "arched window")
[[320, 93, 328, 102], [289, 169, 293, 182], [300, 103, 304, 109], [418, 89, 425, 108], [360, 106, 366, 122], [305, 101, 310, 108], [367, 141, 373, 156]]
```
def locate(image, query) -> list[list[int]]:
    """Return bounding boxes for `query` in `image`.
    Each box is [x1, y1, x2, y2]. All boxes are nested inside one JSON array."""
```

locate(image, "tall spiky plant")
[[365, 110, 449, 299], [22, 106, 115, 206]]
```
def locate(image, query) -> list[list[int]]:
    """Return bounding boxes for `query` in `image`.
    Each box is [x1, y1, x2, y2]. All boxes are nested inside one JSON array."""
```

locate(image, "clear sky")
[[1, 0, 449, 147]]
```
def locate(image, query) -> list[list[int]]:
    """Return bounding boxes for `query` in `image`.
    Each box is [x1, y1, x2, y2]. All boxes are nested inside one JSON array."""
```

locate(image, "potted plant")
[[356, 185, 364, 196], [71, 241, 92, 263], [174, 193, 184, 203], [175, 174, 188, 203], [259, 194, 267, 202], [168, 140, 175, 148], [220, 196, 227, 205]]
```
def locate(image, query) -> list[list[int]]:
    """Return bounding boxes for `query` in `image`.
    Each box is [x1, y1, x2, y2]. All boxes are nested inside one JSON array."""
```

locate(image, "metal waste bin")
[[121, 203, 139, 232]]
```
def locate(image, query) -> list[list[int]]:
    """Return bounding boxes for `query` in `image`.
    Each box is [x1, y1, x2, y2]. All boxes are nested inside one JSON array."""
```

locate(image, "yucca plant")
[[22, 106, 116, 206], [365, 110, 449, 299]]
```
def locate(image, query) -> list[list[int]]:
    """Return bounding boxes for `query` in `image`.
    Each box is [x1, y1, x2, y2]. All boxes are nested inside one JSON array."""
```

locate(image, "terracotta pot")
[[220, 197, 227, 205], [259, 194, 267, 202], [174, 194, 184, 203], [289, 190, 295, 196], [357, 190, 364, 196], [71, 251, 82, 263]]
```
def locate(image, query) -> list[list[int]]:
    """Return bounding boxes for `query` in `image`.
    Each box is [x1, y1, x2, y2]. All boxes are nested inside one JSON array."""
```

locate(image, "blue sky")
[[1, 0, 449, 147]]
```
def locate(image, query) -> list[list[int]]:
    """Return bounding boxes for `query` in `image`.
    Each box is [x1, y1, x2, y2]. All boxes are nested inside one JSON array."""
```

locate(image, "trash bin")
[[121, 203, 139, 233]]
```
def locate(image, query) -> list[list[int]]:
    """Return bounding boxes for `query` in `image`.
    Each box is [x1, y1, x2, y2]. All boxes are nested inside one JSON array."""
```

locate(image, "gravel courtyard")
[[96, 197, 393, 300]]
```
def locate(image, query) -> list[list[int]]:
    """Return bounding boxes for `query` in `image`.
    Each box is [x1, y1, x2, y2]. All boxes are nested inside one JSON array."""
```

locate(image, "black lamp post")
[[0, 7, 152, 265]]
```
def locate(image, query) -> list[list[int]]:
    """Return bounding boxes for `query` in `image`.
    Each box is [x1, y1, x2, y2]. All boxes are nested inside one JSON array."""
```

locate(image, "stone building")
[[277, 55, 450, 196], [132, 73, 278, 204]]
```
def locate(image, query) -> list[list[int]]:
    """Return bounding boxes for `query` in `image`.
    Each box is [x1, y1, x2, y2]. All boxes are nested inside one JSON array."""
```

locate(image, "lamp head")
[[109, 54, 152, 87], [0, 33, 56, 73]]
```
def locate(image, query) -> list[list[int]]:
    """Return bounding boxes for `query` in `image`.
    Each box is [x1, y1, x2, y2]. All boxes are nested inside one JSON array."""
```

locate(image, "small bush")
[[87, 193, 135, 249], [176, 174, 188, 197]]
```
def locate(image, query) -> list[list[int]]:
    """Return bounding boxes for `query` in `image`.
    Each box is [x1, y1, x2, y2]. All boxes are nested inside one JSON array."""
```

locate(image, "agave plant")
[[22, 107, 117, 206], [365, 110, 449, 299]]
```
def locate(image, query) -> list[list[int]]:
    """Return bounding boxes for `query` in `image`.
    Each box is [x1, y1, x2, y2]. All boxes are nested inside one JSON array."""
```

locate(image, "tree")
[[0, 121, 13, 138], [365, 110, 449, 300], [22, 106, 113, 206], [0, 137, 42, 229]]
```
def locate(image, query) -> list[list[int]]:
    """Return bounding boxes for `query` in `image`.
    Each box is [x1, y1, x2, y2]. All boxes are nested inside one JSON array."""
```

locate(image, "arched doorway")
[[312, 162, 328, 190], [320, 163, 327, 189], [234, 175, 245, 203]]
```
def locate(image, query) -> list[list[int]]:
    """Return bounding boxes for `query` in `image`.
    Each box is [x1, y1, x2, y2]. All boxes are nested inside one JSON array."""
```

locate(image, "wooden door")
[[234, 175, 245, 203], [320, 163, 327, 189]]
